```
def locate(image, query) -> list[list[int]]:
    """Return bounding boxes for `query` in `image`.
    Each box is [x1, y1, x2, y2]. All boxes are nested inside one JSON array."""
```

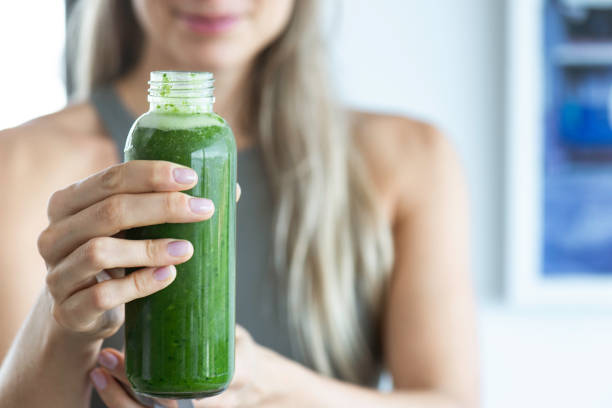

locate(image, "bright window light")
[[0, 1, 66, 130]]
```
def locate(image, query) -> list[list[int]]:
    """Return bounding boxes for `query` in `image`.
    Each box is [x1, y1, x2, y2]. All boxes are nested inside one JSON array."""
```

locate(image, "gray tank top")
[[89, 87, 296, 407]]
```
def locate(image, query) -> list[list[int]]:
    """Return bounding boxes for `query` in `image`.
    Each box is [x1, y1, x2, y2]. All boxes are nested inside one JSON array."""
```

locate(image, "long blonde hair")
[[69, 0, 393, 384]]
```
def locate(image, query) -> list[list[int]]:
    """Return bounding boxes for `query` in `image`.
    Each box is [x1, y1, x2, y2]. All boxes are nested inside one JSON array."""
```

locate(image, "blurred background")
[[2, 0, 612, 406]]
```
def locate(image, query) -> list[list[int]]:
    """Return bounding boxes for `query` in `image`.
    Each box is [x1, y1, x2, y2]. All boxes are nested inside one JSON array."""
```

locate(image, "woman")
[[0, 0, 478, 407]]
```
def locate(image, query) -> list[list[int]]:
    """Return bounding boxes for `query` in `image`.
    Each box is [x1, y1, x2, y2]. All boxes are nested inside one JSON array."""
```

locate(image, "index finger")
[[48, 161, 197, 221]]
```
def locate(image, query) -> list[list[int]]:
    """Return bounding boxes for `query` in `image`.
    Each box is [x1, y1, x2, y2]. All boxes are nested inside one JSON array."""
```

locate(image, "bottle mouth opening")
[[148, 71, 215, 100], [150, 70, 213, 81]]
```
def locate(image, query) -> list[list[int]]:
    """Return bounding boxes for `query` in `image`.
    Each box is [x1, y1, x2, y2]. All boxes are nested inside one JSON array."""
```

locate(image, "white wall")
[[329, 0, 506, 298], [329, 1, 612, 407], [480, 307, 612, 408]]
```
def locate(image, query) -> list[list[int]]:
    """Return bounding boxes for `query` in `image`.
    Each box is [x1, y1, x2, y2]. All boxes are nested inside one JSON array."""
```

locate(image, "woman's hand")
[[91, 326, 290, 408], [90, 348, 180, 408], [38, 161, 214, 339], [194, 326, 292, 408], [194, 326, 266, 408]]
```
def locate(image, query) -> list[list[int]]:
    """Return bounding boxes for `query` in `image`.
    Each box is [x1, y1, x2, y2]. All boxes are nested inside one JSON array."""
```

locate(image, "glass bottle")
[[124, 71, 236, 399]]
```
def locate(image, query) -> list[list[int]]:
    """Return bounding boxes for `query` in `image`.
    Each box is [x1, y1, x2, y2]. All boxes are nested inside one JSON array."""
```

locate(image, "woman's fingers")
[[46, 238, 193, 303], [39, 192, 214, 265], [97, 348, 129, 384], [53, 266, 176, 333], [90, 368, 143, 408], [48, 161, 198, 222], [236, 183, 241, 202], [97, 349, 179, 408]]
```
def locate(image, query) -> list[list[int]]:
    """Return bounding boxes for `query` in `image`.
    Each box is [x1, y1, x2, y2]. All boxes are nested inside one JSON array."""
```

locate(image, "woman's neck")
[[114, 46, 253, 148]]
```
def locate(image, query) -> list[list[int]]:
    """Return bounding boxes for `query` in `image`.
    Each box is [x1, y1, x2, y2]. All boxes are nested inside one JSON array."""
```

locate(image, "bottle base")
[[135, 386, 228, 400]]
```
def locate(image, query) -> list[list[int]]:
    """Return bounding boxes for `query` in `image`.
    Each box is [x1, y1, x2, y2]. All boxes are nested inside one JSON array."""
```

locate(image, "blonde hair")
[[69, 0, 393, 384]]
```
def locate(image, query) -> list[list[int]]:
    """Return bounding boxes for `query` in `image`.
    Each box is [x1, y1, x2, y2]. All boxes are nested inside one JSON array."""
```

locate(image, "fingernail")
[[98, 351, 118, 370], [90, 369, 107, 390], [173, 168, 197, 184], [153, 265, 175, 281], [167, 240, 192, 257], [189, 198, 214, 214]]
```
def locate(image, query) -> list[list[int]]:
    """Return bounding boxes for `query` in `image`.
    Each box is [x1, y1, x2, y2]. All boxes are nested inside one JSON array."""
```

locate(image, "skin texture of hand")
[[37, 160, 217, 340]]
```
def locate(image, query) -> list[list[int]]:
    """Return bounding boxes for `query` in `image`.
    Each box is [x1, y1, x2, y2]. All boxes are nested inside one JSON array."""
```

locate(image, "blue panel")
[[542, 1, 612, 277]]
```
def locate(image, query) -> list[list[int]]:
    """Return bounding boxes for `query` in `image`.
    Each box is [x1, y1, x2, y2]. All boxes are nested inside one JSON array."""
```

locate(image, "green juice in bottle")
[[123, 71, 236, 399]]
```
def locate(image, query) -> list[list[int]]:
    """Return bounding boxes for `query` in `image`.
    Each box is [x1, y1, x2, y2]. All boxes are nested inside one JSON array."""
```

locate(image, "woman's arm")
[[267, 122, 479, 407], [220, 341, 468, 408], [264, 119, 478, 408], [381, 122, 478, 406], [262, 354, 465, 408], [0, 290, 103, 408], [264, 123, 479, 408], [0, 127, 63, 362]]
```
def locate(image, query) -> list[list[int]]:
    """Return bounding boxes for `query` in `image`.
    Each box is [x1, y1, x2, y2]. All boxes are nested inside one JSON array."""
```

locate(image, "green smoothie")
[[123, 72, 236, 399]]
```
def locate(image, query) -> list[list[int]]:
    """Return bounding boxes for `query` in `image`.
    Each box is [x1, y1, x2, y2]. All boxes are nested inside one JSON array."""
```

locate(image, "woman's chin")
[[172, 45, 252, 74]]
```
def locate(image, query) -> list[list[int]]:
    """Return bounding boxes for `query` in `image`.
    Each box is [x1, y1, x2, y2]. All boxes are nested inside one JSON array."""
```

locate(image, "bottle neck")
[[148, 97, 214, 114], [148, 71, 215, 114]]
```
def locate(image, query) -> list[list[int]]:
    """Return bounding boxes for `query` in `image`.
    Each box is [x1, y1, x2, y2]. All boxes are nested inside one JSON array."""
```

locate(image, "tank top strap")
[[90, 86, 135, 154]]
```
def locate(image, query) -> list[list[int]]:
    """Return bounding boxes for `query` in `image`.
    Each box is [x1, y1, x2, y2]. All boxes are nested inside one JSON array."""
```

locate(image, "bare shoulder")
[[0, 102, 117, 188], [350, 111, 465, 219], [0, 101, 111, 157], [0, 101, 119, 230], [351, 110, 451, 165]]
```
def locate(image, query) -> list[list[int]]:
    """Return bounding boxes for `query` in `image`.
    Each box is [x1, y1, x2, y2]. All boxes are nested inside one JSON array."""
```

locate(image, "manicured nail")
[[173, 168, 197, 184], [90, 369, 107, 390], [98, 351, 118, 370], [167, 240, 192, 257], [153, 265, 175, 281], [189, 198, 214, 214]]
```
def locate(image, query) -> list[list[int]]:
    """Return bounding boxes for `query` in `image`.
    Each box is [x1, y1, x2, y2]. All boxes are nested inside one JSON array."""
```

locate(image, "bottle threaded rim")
[[148, 71, 215, 113]]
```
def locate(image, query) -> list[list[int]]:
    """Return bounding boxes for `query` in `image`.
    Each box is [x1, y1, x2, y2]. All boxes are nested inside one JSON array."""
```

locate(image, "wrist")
[[257, 346, 325, 407], [40, 288, 103, 358], [0, 289, 103, 408]]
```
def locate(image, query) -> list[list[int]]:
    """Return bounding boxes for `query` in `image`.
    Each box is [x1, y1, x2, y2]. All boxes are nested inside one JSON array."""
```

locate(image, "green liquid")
[[124, 112, 236, 399]]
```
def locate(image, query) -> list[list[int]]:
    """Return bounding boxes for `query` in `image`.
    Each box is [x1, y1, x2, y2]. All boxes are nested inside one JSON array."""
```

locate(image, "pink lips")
[[180, 13, 240, 34]]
